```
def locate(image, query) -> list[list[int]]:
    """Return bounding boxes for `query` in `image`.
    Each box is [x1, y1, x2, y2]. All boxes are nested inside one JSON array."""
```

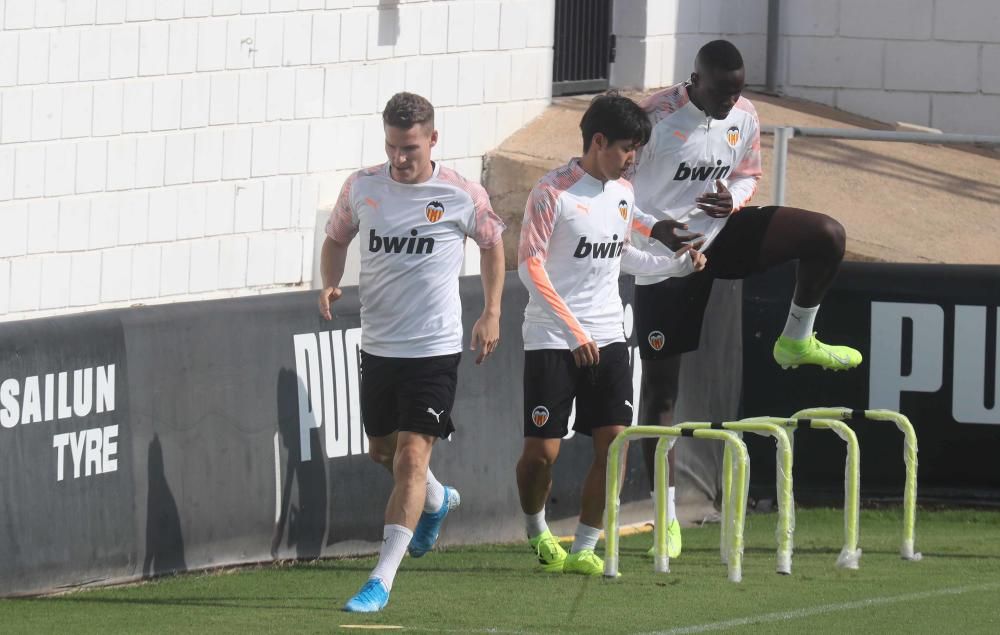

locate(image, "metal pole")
[[760, 125, 1000, 146], [765, 0, 781, 94], [772, 126, 793, 206]]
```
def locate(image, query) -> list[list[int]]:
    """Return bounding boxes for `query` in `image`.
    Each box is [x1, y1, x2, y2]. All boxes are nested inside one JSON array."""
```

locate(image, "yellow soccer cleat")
[[562, 549, 608, 576], [529, 529, 567, 573], [773, 333, 862, 371], [645, 518, 682, 559]]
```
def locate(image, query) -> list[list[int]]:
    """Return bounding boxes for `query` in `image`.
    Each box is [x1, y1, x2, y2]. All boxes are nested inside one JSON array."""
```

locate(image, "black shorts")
[[635, 206, 778, 359], [523, 342, 633, 439], [360, 350, 460, 439]]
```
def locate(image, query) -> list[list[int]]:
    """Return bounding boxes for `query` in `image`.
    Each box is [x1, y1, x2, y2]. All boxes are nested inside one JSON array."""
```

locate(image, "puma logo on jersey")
[[673, 160, 731, 182], [573, 235, 624, 259], [426, 407, 445, 423], [368, 228, 435, 255]]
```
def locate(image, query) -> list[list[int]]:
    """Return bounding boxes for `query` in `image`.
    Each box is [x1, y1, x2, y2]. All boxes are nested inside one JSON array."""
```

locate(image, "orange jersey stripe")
[[526, 256, 589, 347]]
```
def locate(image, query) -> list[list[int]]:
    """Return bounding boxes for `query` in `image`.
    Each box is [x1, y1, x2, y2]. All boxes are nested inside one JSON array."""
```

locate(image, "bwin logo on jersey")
[[531, 405, 550, 427], [673, 160, 731, 181], [618, 199, 629, 221], [573, 235, 624, 259], [426, 201, 445, 223], [368, 228, 435, 255]]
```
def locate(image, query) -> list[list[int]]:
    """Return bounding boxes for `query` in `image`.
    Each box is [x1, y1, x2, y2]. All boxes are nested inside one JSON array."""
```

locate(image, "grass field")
[[2, 508, 999, 634]]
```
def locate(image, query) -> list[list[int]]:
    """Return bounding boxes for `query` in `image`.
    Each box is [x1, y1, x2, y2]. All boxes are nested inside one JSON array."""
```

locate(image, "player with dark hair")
[[628, 40, 861, 559], [321, 92, 506, 611], [515, 94, 704, 576]]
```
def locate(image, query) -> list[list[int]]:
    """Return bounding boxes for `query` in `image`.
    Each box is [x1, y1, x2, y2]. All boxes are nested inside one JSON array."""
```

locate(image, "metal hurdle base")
[[603, 426, 750, 583]]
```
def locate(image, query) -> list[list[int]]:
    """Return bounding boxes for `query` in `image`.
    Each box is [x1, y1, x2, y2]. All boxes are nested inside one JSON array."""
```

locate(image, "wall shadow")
[[377, 0, 400, 47], [142, 434, 187, 577], [271, 368, 329, 560]]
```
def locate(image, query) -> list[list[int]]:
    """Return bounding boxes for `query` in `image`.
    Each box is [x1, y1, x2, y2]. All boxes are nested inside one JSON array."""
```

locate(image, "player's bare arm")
[[696, 178, 734, 218], [471, 242, 505, 365], [318, 236, 350, 320]]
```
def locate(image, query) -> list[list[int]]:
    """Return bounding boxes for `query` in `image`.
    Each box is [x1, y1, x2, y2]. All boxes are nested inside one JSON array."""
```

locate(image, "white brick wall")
[[0, 0, 554, 322], [612, 0, 1000, 134], [769, 0, 1000, 131], [611, 0, 767, 89]]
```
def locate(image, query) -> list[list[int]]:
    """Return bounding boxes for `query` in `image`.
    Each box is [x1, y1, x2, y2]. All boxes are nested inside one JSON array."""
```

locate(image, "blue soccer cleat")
[[408, 486, 461, 558], [343, 578, 389, 613]]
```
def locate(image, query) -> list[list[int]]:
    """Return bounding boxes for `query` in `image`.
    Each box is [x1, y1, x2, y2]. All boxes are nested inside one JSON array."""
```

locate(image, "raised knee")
[[819, 216, 846, 259]]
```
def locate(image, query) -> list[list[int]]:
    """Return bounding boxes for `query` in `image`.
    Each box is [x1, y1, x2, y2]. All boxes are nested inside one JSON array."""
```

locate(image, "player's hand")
[[674, 241, 707, 272], [470, 312, 500, 365], [687, 248, 707, 272], [572, 341, 600, 368], [318, 286, 342, 320], [696, 179, 734, 218], [650, 219, 702, 252]]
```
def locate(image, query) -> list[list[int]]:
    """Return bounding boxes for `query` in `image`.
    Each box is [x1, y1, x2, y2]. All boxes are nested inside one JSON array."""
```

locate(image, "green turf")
[[2, 508, 999, 634]]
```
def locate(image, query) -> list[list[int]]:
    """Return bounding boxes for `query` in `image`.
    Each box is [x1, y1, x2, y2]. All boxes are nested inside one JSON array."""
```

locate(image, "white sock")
[[369, 524, 412, 591], [424, 468, 445, 513], [570, 523, 601, 553], [781, 302, 819, 341], [525, 509, 548, 538], [651, 487, 678, 523]]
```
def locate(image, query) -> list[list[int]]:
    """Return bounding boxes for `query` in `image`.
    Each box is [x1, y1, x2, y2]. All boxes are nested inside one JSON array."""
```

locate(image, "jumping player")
[[628, 40, 862, 558], [320, 92, 506, 612], [515, 94, 706, 576]]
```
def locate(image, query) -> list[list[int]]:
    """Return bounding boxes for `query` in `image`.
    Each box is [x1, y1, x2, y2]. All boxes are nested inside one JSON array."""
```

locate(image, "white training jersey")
[[629, 82, 763, 285], [326, 162, 506, 358], [518, 159, 698, 351]]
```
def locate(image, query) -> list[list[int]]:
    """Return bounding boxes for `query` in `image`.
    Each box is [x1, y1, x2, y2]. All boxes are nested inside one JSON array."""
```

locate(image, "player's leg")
[[564, 343, 631, 576], [753, 206, 861, 370], [516, 348, 575, 571], [367, 429, 447, 520], [401, 353, 463, 558], [345, 430, 436, 611], [516, 437, 565, 571], [638, 355, 683, 558], [368, 431, 397, 471], [385, 431, 437, 529], [634, 274, 714, 558], [345, 353, 456, 612]]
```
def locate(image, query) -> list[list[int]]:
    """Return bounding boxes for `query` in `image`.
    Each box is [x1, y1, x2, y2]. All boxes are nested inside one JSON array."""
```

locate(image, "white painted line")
[[403, 627, 530, 634], [641, 583, 1000, 635]]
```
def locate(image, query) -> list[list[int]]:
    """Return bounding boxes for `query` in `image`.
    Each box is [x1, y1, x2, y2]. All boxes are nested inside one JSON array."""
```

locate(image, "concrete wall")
[[610, 0, 767, 90], [0, 0, 554, 322], [611, 0, 1000, 134], [780, 0, 1000, 134]]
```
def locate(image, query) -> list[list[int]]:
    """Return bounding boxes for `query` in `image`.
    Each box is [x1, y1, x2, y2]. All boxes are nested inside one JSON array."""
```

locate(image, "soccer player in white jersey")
[[515, 94, 706, 576], [319, 93, 506, 612], [629, 40, 862, 558]]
